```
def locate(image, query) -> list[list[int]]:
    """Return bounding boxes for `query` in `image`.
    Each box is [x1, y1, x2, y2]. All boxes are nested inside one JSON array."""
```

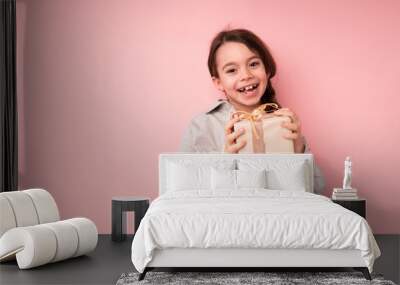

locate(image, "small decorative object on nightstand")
[[332, 198, 366, 218], [342, 156, 352, 190], [332, 156, 359, 200], [112, 197, 149, 242], [332, 156, 366, 217]]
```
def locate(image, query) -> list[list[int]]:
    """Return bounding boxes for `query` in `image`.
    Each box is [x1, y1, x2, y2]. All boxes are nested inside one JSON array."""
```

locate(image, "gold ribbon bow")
[[231, 103, 279, 140]]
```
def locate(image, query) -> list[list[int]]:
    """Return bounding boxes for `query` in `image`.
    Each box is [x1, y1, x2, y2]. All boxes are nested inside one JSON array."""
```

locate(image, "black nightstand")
[[332, 198, 366, 218], [111, 197, 149, 242]]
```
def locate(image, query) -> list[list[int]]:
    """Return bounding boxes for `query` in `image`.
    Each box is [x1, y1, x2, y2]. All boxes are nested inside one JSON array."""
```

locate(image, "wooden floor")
[[0, 235, 399, 285]]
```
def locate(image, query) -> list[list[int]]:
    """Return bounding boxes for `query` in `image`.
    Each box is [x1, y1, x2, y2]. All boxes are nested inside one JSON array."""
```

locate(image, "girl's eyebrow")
[[222, 56, 260, 70]]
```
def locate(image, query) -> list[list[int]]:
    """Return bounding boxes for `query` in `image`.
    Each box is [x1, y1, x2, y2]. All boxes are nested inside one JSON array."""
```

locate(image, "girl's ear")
[[212, 77, 225, 93]]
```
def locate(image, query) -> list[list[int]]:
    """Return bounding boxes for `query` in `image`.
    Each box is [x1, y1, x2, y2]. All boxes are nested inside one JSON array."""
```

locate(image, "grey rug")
[[116, 271, 396, 285]]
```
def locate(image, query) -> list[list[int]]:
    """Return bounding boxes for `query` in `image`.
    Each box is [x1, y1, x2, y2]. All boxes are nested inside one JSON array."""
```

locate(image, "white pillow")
[[211, 168, 267, 190], [167, 160, 235, 191], [238, 159, 309, 191], [211, 168, 236, 190], [237, 169, 267, 189], [266, 164, 307, 191]]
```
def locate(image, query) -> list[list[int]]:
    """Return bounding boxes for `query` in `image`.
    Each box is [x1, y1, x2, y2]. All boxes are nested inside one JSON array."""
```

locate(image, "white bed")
[[131, 153, 380, 280]]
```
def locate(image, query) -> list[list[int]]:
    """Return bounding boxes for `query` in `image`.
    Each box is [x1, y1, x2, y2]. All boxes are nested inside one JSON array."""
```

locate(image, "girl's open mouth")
[[237, 83, 259, 96]]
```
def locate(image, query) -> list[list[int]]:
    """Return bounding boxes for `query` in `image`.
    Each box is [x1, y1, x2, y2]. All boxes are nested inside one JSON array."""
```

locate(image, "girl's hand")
[[273, 108, 305, 153], [223, 115, 247, 153]]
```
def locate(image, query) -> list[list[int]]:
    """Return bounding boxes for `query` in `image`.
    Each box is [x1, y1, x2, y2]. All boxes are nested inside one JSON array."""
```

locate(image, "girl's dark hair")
[[207, 28, 279, 106]]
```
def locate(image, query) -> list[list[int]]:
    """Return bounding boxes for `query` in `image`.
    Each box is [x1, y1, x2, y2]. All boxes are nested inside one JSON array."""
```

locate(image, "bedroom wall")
[[16, 0, 400, 234]]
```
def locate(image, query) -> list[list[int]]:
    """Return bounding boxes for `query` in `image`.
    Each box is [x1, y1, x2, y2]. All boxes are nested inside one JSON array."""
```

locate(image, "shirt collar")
[[205, 99, 233, 114]]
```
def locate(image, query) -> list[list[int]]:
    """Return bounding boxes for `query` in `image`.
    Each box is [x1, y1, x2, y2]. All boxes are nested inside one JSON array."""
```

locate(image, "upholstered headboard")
[[159, 153, 314, 195]]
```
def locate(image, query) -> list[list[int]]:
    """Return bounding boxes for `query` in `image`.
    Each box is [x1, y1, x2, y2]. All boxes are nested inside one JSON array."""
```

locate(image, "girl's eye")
[[226, 69, 236, 73], [250, 61, 260, 67]]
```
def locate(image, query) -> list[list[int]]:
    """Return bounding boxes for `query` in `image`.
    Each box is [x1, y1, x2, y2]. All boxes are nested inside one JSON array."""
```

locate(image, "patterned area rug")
[[116, 271, 396, 285]]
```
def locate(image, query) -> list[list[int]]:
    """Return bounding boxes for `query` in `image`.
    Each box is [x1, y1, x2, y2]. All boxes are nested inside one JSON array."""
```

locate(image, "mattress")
[[131, 189, 380, 273]]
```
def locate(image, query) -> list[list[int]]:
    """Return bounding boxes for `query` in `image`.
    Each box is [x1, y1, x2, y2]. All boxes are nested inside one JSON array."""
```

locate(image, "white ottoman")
[[0, 189, 98, 269]]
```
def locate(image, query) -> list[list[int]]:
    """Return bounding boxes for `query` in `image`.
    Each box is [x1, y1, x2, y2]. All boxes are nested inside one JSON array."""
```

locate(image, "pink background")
[[16, 0, 400, 234]]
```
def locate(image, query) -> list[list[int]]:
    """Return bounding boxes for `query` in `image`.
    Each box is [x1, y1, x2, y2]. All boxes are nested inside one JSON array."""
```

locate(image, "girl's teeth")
[[238, 84, 258, 93]]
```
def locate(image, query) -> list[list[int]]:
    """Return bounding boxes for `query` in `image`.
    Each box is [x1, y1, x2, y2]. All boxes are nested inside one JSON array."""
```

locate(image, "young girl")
[[180, 28, 324, 193]]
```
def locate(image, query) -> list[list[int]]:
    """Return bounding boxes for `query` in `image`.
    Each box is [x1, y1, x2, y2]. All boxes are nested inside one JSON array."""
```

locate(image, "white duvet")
[[131, 190, 380, 273]]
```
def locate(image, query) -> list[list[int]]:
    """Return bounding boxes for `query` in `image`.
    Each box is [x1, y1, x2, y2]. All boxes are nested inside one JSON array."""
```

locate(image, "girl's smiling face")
[[212, 42, 268, 112]]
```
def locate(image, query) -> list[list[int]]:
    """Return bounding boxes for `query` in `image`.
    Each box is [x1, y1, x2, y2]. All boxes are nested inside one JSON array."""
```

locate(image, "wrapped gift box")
[[232, 104, 294, 154]]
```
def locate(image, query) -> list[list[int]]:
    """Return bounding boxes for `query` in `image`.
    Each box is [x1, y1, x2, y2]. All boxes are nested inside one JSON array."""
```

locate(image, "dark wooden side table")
[[112, 197, 149, 242], [332, 198, 366, 218]]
